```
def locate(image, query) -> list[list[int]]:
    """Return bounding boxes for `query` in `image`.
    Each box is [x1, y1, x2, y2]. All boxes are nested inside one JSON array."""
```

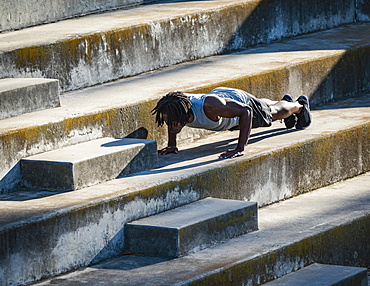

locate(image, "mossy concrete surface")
[[0, 94, 369, 285], [33, 173, 370, 286], [0, 78, 60, 119], [0, 0, 359, 92], [1, 23, 370, 193], [262, 263, 368, 286], [0, 0, 149, 32]]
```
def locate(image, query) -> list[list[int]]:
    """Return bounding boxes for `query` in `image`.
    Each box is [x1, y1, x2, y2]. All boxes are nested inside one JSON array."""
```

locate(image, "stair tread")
[[127, 198, 255, 228], [34, 172, 370, 285], [22, 137, 154, 162]]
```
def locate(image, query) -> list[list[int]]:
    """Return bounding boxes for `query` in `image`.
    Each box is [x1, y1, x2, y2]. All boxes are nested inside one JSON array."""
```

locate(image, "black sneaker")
[[281, 94, 296, 129], [295, 95, 311, 129]]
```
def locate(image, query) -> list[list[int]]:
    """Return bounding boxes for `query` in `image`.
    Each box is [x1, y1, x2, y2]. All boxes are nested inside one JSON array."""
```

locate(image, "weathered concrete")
[[0, 0, 358, 92], [21, 137, 157, 191], [357, 0, 370, 21], [263, 263, 368, 286], [0, 78, 60, 119], [0, 0, 150, 32], [1, 23, 370, 193], [33, 173, 370, 286], [125, 198, 257, 258], [0, 95, 369, 285]]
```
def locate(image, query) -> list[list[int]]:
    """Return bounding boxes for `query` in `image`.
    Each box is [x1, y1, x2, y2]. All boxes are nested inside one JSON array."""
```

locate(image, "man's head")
[[152, 91, 192, 133]]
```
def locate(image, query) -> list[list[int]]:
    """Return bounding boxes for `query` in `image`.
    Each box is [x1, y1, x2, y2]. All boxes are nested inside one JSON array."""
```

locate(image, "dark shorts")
[[247, 94, 273, 128], [209, 87, 272, 129]]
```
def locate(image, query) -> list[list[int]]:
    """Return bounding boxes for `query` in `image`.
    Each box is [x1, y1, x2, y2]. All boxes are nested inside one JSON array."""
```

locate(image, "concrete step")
[[32, 173, 370, 286], [0, 94, 369, 285], [262, 263, 368, 286], [20, 137, 157, 191], [0, 0, 364, 92], [1, 23, 370, 193], [0, 78, 60, 119], [1, 0, 150, 32], [125, 197, 258, 258]]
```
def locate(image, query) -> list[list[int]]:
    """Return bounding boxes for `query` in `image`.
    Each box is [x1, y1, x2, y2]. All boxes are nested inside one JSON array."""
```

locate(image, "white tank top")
[[186, 87, 251, 131]]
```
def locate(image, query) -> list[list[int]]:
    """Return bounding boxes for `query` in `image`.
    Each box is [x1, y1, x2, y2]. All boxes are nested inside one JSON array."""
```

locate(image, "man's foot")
[[281, 94, 296, 129], [295, 95, 312, 129]]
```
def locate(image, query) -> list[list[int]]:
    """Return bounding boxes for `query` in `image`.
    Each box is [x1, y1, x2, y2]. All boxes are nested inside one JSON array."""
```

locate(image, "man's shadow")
[[133, 127, 300, 176]]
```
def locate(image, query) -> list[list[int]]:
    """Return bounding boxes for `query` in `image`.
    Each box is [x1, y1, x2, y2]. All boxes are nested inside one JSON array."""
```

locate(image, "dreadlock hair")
[[152, 91, 192, 128]]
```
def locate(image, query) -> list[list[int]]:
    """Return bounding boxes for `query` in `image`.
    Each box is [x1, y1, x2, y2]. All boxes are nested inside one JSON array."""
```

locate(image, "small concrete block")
[[264, 263, 368, 286], [125, 197, 258, 258], [0, 78, 60, 119], [20, 137, 157, 191]]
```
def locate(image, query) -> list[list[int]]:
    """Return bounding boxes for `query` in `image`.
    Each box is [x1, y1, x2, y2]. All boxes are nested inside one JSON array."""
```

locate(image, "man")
[[152, 87, 311, 159]]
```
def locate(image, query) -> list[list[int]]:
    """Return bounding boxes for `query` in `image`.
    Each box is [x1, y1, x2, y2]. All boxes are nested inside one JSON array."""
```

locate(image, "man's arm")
[[204, 95, 253, 159], [158, 126, 178, 155]]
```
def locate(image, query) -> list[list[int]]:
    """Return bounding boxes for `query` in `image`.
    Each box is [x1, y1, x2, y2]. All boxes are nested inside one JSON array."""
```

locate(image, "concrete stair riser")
[[187, 216, 370, 286], [125, 198, 258, 258], [0, 78, 60, 119], [263, 263, 368, 286], [1, 25, 370, 193], [1, 0, 149, 32], [357, 0, 370, 22], [20, 138, 158, 191], [0, 0, 359, 92]]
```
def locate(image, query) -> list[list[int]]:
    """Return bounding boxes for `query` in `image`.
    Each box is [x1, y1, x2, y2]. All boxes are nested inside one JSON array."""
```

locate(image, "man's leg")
[[262, 100, 302, 121]]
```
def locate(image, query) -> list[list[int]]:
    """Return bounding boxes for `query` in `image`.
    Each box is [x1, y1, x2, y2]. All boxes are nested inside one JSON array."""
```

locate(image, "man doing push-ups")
[[152, 87, 311, 159]]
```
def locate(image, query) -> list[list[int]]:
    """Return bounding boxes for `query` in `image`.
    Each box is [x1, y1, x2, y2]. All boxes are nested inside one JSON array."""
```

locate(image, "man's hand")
[[219, 148, 244, 159], [158, 146, 178, 155]]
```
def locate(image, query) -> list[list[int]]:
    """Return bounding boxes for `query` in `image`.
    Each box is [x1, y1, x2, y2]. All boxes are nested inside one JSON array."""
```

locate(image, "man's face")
[[162, 114, 183, 134]]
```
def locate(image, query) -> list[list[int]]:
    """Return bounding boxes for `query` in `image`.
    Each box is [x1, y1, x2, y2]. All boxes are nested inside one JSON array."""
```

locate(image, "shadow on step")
[[91, 254, 171, 271], [130, 127, 300, 175]]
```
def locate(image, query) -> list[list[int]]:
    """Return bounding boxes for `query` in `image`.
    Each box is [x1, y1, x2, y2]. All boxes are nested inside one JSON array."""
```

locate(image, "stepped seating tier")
[[0, 78, 60, 120], [21, 137, 157, 191], [1, 23, 370, 193], [0, 0, 363, 92], [33, 173, 370, 285], [1, 94, 369, 285], [125, 198, 258, 258], [263, 263, 368, 286]]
